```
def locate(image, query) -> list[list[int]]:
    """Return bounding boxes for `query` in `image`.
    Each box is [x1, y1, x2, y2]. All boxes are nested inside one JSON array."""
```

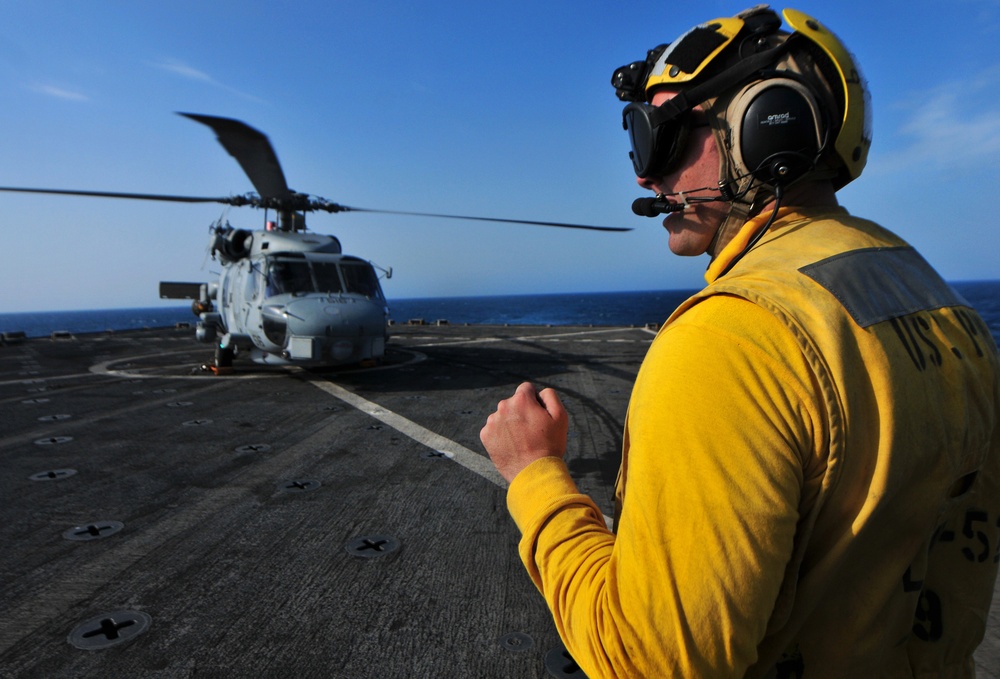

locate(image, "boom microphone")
[[631, 195, 685, 217]]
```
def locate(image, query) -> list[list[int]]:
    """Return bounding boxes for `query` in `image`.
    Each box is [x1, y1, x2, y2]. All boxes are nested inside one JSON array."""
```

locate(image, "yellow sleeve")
[[507, 295, 825, 678]]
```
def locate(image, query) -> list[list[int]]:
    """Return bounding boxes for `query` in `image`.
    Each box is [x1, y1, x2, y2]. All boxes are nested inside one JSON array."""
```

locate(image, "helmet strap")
[[707, 185, 760, 258], [704, 99, 763, 258]]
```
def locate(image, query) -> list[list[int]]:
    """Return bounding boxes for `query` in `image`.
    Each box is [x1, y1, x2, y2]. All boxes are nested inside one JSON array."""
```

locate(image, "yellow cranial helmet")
[[612, 5, 872, 189]]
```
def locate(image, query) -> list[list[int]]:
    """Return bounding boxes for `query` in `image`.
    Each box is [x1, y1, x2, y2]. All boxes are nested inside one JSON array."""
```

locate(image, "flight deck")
[[1, 325, 997, 678]]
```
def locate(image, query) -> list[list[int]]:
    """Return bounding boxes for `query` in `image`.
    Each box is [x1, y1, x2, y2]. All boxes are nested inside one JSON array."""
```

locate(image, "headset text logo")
[[761, 112, 795, 126]]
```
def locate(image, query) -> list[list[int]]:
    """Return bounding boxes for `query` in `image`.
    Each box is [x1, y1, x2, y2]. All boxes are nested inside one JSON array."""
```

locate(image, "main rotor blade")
[[0, 187, 631, 231], [178, 112, 292, 201], [0, 186, 236, 204], [335, 206, 632, 232]]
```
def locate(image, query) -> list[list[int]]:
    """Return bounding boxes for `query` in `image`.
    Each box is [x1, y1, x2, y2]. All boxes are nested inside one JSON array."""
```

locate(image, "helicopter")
[[0, 113, 629, 371]]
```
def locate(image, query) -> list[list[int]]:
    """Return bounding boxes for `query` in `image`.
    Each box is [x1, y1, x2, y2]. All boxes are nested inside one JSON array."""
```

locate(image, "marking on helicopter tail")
[[306, 378, 507, 488]]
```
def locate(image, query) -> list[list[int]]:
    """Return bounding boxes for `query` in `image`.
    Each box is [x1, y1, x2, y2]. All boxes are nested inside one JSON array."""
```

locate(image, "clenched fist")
[[480, 382, 569, 483]]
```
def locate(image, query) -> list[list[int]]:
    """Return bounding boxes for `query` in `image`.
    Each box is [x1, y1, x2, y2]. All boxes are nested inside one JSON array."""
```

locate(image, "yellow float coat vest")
[[507, 207, 1000, 678], [684, 208, 1000, 675]]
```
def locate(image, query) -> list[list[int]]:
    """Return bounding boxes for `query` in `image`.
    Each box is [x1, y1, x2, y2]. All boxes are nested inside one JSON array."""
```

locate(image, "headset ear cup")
[[728, 78, 825, 186], [768, 154, 813, 185]]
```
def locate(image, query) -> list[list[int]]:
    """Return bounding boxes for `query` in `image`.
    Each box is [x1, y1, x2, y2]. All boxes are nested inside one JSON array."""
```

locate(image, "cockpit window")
[[264, 255, 381, 298], [341, 261, 384, 299], [312, 262, 344, 294], [266, 259, 314, 295]]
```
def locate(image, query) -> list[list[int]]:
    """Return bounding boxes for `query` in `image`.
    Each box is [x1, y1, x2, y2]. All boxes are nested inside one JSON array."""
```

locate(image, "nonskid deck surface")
[[1, 325, 997, 678], [0, 324, 646, 678]]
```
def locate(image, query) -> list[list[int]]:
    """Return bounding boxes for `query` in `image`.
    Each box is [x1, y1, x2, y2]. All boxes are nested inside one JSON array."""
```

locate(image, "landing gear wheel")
[[213, 346, 235, 375]]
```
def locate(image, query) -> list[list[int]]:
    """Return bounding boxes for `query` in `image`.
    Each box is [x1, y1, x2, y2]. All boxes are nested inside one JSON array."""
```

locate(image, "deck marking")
[[91, 350, 283, 380], [306, 377, 507, 488], [0, 371, 102, 387], [408, 326, 644, 348], [88, 348, 426, 379]]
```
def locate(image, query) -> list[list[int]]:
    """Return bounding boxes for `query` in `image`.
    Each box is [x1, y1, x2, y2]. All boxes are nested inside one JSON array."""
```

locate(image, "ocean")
[[2, 281, 999, 346]]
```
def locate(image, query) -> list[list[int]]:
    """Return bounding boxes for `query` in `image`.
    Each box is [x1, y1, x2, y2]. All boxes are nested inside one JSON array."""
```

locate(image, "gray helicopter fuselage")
[[194, 227, 389, 367]]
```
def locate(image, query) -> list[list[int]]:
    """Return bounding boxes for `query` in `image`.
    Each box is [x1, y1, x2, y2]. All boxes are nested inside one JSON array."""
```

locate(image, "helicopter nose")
[[261, 304, 289, 346], [278, 296, 386, 363], [282, 298, 357, 335]]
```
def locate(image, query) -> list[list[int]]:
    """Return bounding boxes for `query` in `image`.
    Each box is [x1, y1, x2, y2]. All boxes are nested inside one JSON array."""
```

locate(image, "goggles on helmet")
[[612, 7, 871, 187], [622, 100, 696, 179], [619, 40, 787, 179]]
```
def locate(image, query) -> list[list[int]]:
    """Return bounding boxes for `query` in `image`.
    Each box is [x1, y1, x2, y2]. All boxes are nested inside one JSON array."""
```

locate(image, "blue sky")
[[1, 1, 998, 312]]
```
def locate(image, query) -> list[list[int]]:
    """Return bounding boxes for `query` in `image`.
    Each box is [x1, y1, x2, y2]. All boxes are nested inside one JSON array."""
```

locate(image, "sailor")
[[481, 6, 1000, 676]]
